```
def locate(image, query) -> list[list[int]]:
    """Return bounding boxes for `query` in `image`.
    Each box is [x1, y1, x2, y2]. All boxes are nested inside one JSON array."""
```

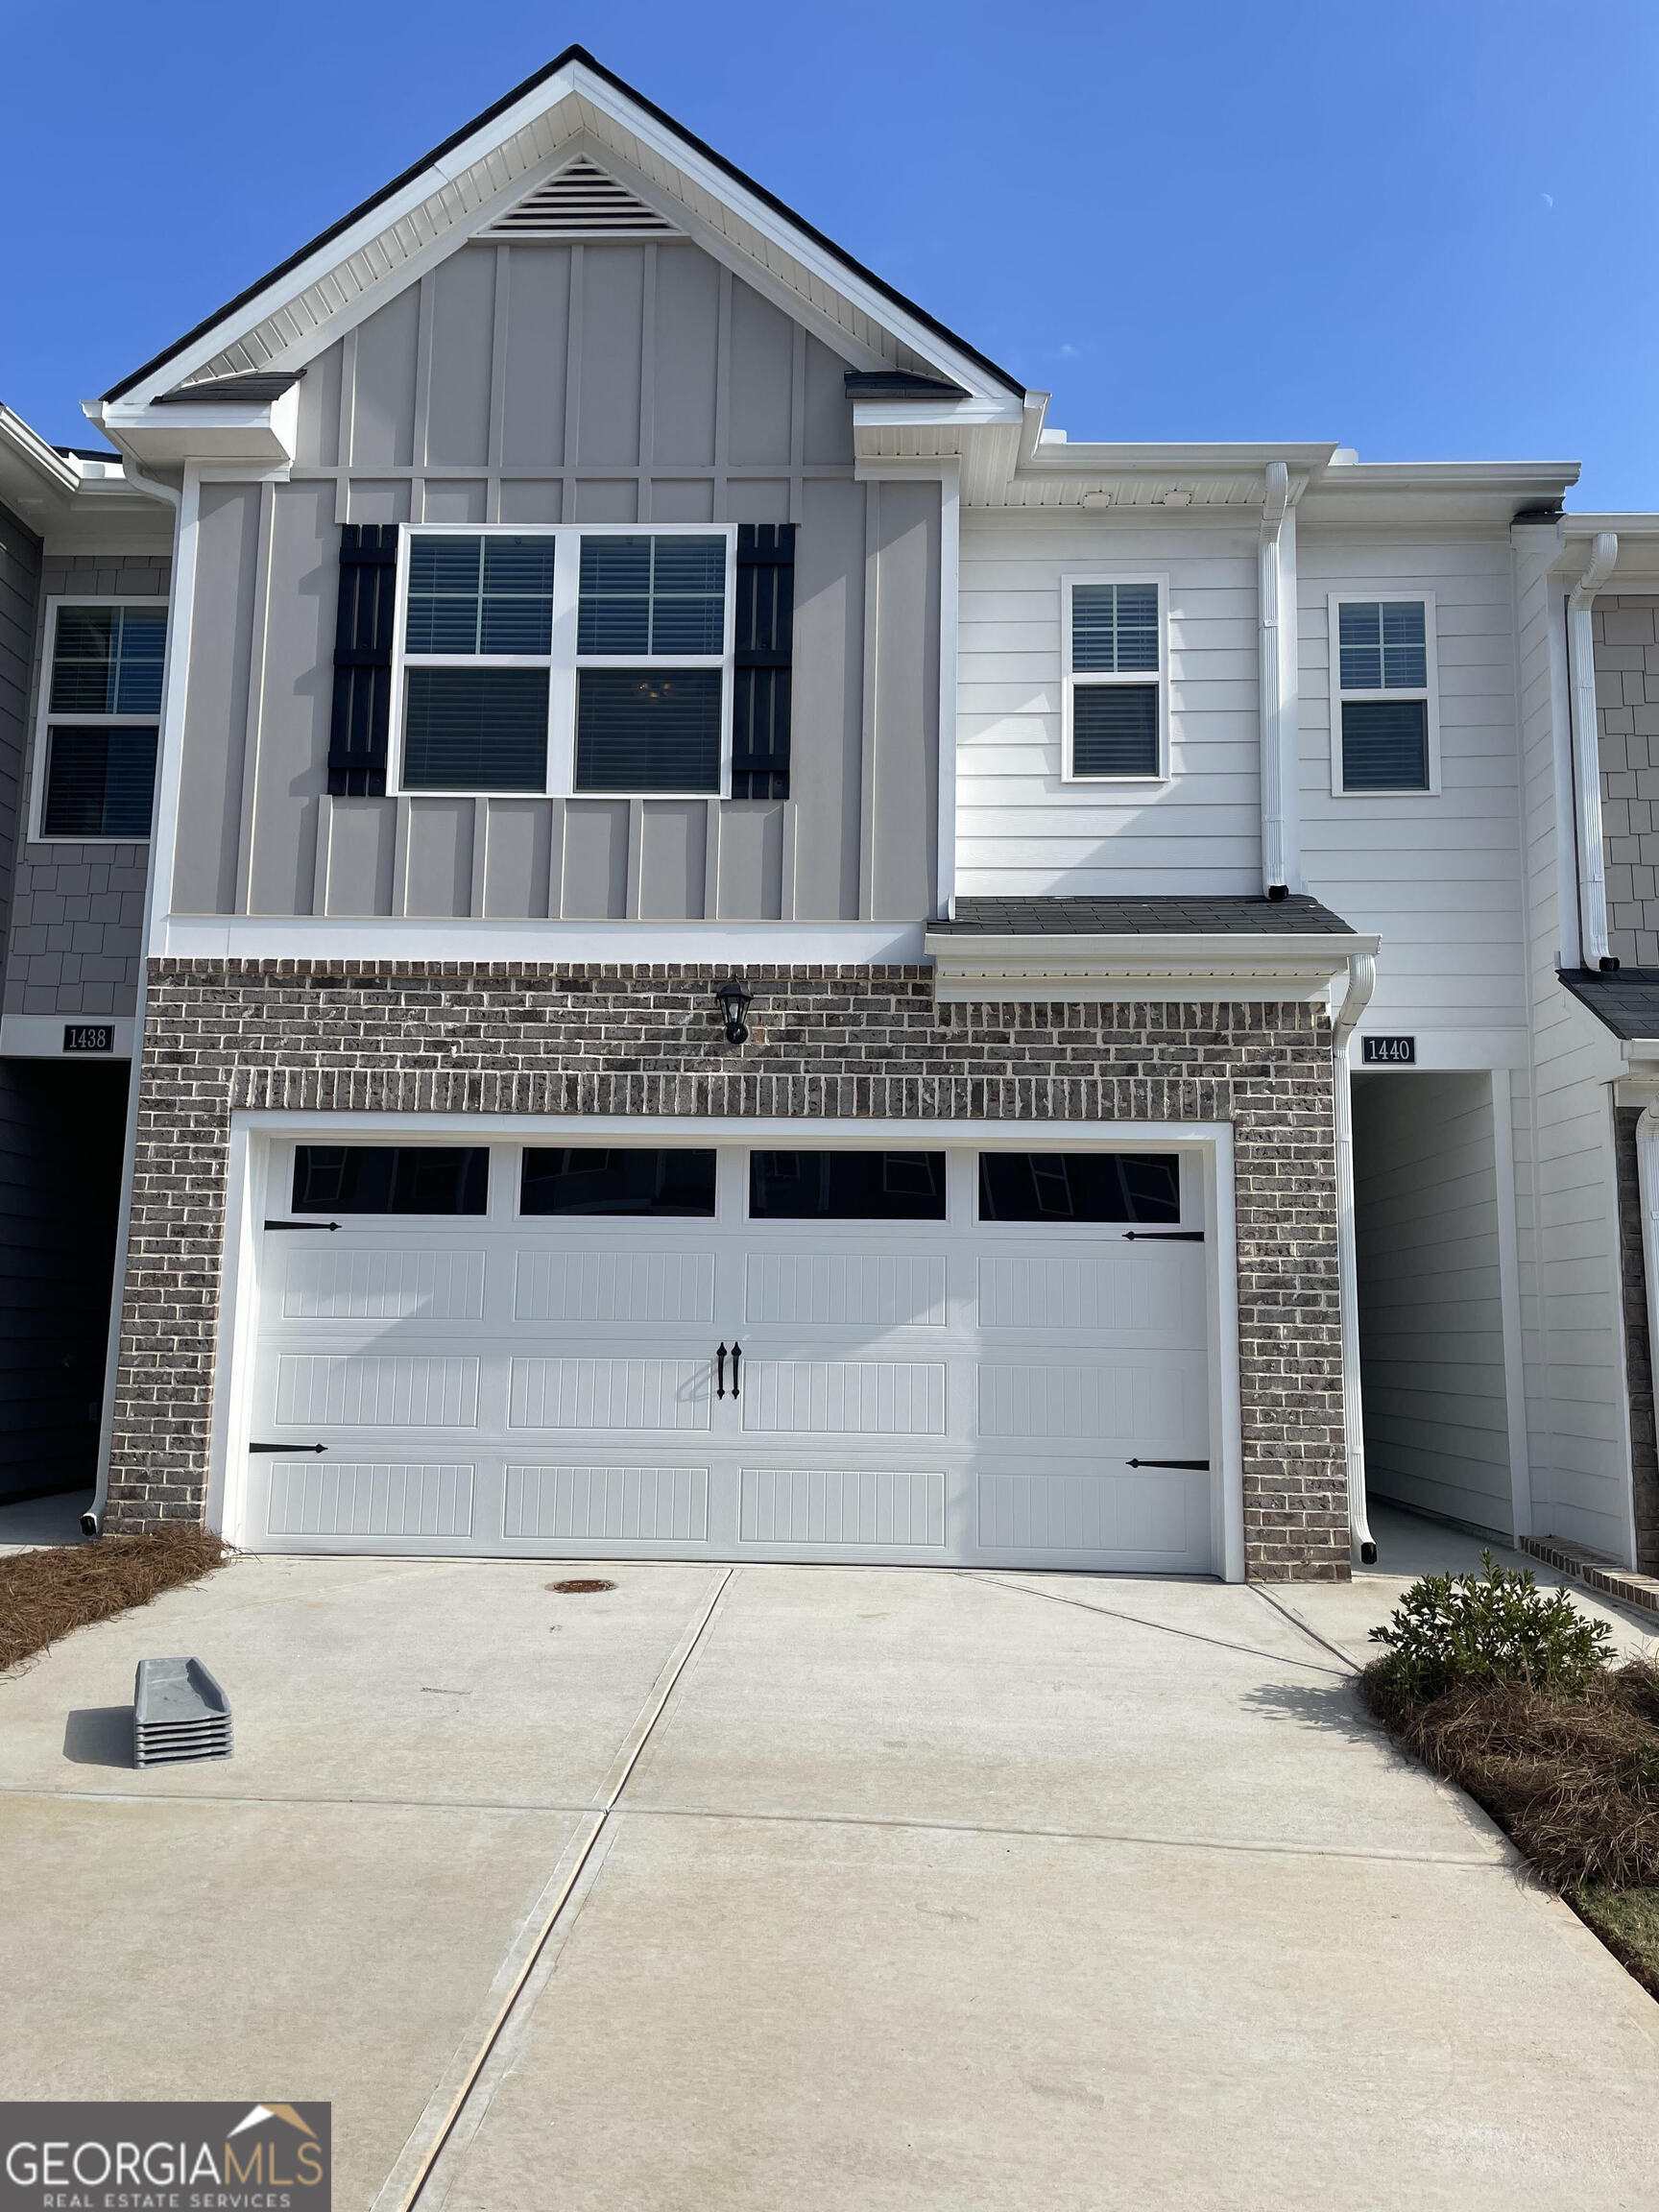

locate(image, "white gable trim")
[[115, 58, 1020, 415]]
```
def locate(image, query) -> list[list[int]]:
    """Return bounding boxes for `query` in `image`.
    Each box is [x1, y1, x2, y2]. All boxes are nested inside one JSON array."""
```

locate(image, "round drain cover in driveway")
[[549, 1577, 615, 1594]]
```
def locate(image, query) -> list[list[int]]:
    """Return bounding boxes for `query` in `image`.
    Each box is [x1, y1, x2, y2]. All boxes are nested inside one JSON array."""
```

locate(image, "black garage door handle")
[[265, 1219, 341, 1232], [1127, 1458, 1210, 1470], [250, 1442, 327, 1455]]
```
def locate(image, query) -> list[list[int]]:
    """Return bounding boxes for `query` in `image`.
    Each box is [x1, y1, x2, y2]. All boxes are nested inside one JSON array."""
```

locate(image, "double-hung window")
[[1063, 576, 1166, 780], [35, 601, 167, 839], [394, 526, 733, 797], [400, 537, 557, 791], [1330, 593, 1438, 794]]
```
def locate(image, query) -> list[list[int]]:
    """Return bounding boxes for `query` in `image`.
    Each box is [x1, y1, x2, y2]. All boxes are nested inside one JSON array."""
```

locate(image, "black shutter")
[[327, 524, 399, 797], [731, 523, 794, 800]]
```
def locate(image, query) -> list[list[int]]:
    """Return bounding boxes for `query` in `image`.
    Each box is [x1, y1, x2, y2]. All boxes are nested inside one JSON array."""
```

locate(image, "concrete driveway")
[[1, 1514, 1657, 2210]]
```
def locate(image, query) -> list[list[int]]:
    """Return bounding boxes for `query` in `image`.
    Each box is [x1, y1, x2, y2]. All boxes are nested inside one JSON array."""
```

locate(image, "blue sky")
[[4, 0, 1654, 509]]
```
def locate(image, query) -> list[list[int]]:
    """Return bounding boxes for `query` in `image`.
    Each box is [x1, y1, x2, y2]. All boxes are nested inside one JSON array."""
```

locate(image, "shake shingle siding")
[[104, 960, 1351, 1578]]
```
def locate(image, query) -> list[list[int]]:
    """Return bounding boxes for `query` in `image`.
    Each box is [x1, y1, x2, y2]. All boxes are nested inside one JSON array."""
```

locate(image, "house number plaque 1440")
[[1360, 1036, 1416, 1065]]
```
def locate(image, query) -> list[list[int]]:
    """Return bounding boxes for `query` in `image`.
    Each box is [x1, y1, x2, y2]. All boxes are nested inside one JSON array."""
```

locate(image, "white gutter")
[[81, 442, 185, 1537], [1258, 462, 1302, 896], [1332, 950, 1379, 1563], [1568, 531, 1619, 970]]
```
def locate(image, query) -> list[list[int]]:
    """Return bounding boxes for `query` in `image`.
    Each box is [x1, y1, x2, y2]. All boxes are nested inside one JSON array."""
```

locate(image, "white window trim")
[[28, 594, 169, 846], [1326, 589, 1441, 799], [386, 521, 738, 803], [1060, 571, 1169, 785]]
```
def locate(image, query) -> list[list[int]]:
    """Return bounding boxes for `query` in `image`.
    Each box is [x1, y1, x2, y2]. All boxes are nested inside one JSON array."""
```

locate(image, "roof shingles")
[[933, 895, 1359, 937]]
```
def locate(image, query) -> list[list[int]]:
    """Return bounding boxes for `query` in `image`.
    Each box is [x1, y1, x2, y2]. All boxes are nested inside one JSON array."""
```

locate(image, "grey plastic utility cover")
[[132, 1657, 233, 1767]]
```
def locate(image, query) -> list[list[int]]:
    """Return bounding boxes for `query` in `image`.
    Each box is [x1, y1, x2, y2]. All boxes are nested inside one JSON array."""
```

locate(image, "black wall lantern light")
[[713, 974, 753, 1046]]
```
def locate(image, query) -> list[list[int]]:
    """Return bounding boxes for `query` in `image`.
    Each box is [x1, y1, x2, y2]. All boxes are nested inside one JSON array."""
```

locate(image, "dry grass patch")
[[1572, 1885, 1659, 2004], [1361, 1663, 1659, 1889], [1360, 1551, 1659, 1999], [0, 1527, 230, 1676]]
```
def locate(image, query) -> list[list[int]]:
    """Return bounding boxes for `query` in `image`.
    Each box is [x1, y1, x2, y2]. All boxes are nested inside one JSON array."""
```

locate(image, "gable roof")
[[104, 45, 1024, 407]]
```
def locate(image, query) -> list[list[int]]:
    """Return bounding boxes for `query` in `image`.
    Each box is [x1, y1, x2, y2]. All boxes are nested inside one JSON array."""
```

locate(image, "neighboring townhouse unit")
[[0, 407, 170, 1502], [24, 45, 1653, 1583]]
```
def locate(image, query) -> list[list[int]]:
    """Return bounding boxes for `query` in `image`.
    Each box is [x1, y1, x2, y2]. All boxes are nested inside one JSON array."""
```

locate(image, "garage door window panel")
[[749, 1151, 948, 1221], [291, 1145, 490, 1215], [977, 1152, 1183, 1224], [520, 1148, 718, 1216]]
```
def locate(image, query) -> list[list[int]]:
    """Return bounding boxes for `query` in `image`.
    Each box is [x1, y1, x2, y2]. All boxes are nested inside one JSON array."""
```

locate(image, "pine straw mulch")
[[0, 1527, 231, 1677], [1360, 1658, 1659, 2000]]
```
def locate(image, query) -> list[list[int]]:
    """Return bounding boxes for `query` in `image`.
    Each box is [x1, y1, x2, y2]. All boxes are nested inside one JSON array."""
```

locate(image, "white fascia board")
[[114, 74, 590, 403], [926, 928, 1379, 1003], [93, 385, 299, 469], [117, 60, 1017, 412], [569, 74, 1014, 399], [158, 916, 927, 964], [854, 397, 1022, 434], [0, 404, 80, 494], [1022, 440, 1340, 474]]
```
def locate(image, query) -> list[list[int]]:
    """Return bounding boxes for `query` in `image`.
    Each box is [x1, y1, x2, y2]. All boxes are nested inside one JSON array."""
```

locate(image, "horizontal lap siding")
[[1298, 535, 1528, 1039], [956, 520, 1261, 896], [1354, 1071, 1514, 1535]]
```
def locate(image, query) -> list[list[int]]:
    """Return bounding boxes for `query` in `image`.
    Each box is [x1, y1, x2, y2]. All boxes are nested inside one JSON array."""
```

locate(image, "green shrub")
[[1367, 1551, 1613, 1701]]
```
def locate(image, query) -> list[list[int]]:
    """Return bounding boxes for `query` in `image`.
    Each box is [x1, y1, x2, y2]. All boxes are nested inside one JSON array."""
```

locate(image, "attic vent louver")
[[483, 156, 678, 239]]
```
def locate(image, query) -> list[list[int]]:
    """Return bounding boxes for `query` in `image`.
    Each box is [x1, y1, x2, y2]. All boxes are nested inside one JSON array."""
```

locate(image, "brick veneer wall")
[[105, 960, 1352, 1579], [1613, 1106, 1659, 1574]]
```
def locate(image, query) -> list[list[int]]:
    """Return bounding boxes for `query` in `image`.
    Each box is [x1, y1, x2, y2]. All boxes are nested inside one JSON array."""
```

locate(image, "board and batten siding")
[[1353, 1070, 1515, 1535], [954, 517, 1262, 896], [168, 238, 940, 926], [1297, 535, 1528, 1044]]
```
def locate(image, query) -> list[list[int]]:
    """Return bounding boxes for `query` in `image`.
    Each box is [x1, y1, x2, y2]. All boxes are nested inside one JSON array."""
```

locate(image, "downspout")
[[81, 441, 183, 1536], [1636, 1103, 1659, 1575], [1568, 531, 1619, 971], [1332, 950, 1378, 1563], [1258, 462, 1301, 897]]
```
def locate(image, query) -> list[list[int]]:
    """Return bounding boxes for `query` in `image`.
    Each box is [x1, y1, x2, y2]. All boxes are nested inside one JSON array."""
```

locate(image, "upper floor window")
[[1062, 576, 1166, 781], [35, 601, 167, 840], [1331, 594, 1438, 795], [396, 527, 731, 798]]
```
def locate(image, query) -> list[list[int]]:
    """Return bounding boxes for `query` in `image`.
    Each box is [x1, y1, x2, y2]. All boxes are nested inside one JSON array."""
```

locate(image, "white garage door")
[[240, 1138, 1216, 1573]]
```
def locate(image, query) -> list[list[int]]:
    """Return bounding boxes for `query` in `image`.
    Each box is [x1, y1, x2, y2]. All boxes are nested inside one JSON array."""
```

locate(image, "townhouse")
[[3, 46, 1655, 1584]]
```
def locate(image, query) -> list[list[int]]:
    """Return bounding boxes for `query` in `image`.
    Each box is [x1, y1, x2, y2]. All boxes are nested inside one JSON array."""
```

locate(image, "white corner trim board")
[[925, 929, 1380, 1004], [1332, 950, 1378, 1563]]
